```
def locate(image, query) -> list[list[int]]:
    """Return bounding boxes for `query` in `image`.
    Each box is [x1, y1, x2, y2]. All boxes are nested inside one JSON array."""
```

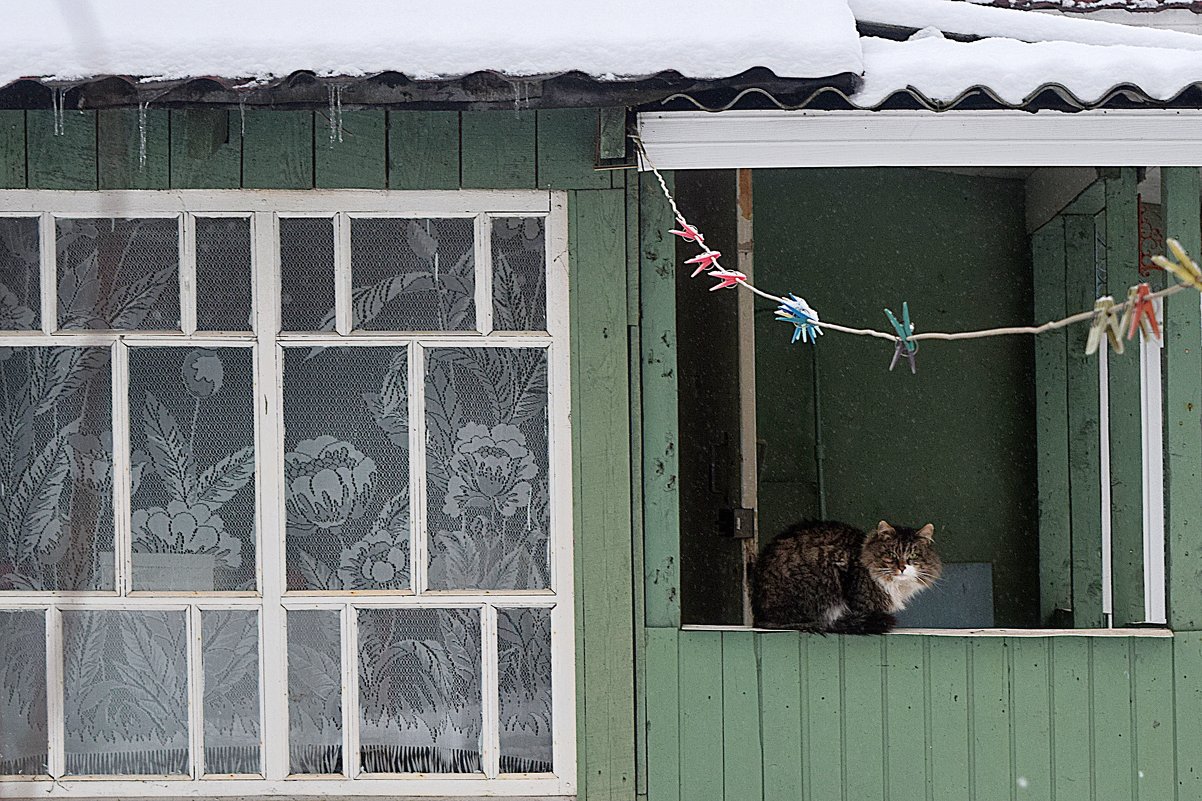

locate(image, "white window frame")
[[0, 189, 576, 798]]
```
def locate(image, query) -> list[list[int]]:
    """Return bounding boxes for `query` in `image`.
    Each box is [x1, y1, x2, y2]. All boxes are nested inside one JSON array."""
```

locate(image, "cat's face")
[[861, 520, 942, 589]]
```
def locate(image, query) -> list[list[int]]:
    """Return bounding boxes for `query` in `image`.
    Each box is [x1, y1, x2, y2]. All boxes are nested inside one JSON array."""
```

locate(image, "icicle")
[[326, 84, 344, 144], [137, 101, 149, 169], [238, 98, 246, 137], [52, 87, 65, 137]]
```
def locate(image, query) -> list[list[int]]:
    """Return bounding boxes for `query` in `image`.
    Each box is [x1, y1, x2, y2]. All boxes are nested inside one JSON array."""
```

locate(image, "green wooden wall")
[[0, 106, 635, 801]]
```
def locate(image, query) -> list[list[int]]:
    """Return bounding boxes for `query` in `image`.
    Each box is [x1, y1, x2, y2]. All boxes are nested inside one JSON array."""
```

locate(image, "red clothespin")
[[669, 223, 705, 244], [686, 250, 722, 277], [1121, 283, 1161, 342], [708, 269, 747, 291]]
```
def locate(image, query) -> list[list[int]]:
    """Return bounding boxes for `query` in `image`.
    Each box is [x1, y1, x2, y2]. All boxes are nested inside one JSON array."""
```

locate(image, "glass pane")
[[358, 607, 482, 774], [350, 217, 475, 331], [0, 217, 40, 330], [196, 217, 253, 331], [280, 217, 335, 331], [128, 347, 256, 591], [0, 347, 114, 591], [426, 348, 550, 590], [63, 610, 188, 775], [202, 610, 260, 775], [56, 218, 180, 330], [287, 609, 342, 775], [283, 347, 410, 591], [0, 610, 47, 775], [497, 607, 552, 773], [492, 217, 546, 331]]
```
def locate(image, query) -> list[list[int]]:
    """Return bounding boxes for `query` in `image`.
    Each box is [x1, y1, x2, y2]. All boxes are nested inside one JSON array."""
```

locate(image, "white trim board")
[[637, 109, 1202, 169]]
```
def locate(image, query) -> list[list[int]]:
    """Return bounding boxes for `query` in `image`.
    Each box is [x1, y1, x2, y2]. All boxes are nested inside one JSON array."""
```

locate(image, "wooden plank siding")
[[642, 630, 1180, 801]]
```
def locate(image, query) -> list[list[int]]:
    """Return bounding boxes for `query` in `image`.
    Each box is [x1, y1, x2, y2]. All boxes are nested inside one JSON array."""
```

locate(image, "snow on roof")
[[853, 29, 1202, 106], [0, 0, 863, 87], [850, 0, 1202, 47], [966, 0, 1202, 11]]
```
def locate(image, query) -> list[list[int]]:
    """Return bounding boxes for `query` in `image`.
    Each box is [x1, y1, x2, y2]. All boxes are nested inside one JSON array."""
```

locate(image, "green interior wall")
[[0, 107, 637, 801], [754, 167, 1039, 627]]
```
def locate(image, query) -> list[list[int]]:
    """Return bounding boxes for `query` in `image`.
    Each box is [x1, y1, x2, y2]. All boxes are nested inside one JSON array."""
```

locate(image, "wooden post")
[[1162, 166, 1202, 631], [1104, 168, 1146, 626]]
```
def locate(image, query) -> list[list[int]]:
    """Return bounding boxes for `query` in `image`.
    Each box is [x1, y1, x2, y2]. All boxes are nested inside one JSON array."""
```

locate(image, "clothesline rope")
[[633, 135, 1191, 346]]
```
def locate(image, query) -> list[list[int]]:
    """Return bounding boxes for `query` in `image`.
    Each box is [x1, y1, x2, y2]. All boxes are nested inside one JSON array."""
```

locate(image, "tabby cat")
[[752, 520, 941, 634]]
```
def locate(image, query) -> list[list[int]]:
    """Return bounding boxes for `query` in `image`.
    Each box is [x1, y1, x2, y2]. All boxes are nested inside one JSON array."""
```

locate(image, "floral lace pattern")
[[498, 607, 553, 773], [128, 348, 256, 591], [0, 217, 40, 331], [0, 610, 46, 775], [426, 348, 550, 590], [0, 347, 113, 591]]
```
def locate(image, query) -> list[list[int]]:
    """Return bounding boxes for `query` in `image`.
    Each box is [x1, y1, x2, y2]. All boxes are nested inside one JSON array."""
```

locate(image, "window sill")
[[681, 624, 1174, 637]]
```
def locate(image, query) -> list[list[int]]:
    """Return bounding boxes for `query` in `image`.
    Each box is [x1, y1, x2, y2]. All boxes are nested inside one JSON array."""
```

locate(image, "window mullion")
[[481, 604, 499, 779], [111, 340, 132, 595], [341, 603, 359, 778], [186, 605, 204, 778], [46, 606, 65, 779], [475, 214, 493, 335], [39, 212, 55, 334], [180, 214, 198, 335], [253, 211, 289, 781], [409, 342, 428, 595], [335, 212, 352, 335]]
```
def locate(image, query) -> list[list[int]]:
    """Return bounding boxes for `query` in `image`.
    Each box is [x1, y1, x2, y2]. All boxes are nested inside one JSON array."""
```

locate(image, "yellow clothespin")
[[1151, 238, 1202, 290], [1086, 296, 1124, 356]]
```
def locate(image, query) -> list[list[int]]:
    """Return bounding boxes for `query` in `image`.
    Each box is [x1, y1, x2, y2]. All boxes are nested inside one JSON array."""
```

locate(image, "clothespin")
[[708, 269, 747, 291], [1085, 296, 1124, 356], [1151, 238, 1202, 291], [775, 294, 823, 344], [884, 302, 918, 374], [1119, 283, 1161, 342], [669, 222, 705, 244], [685, 250, 722, 277]]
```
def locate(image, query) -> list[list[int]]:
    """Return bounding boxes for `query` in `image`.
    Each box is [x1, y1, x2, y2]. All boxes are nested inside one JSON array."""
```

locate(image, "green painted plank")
[[26, 110, 96, 189], [387, 110, 459, 189], [644, 628, 679, 801], [639, 170, 681, 629], [804, 635, 843, 801], [0, 111, 25, 188], [569, 189, 635, 800], [1051, 637, 1092, 800], [1104, 169, 1146, 627], [760, 633, 804, 801], [1033, 220, 1072, 626], [570, 204, 588, 799], [536, 108, 608, 190], [1132, 638, 1174, 801], [842, 637, 885, 801], [314, 109, 385, 189], [1162, 166, 1202, 631], [883, 636, 926, 801], [1064, 214, 1104, 629], [169, 109, 241, 189], [461, 110, 535, 189], [599, 107, 627, 161], [1063, 179, 1107, 216], [721, 631, 763, 801], [1091, 638, 1134, 801], [1174, 633, 1202, 797], [971, 638, 1012, 801], [242, 110, 313, 189], [678, 632, 724, 801], [1009, 638, 1052, 799], [98, 108, 168, 189], [928, 639, 970, 801]]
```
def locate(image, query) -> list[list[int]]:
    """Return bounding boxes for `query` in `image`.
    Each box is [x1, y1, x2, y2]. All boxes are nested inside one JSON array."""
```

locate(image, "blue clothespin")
[[775, 294, 822, 344], [884, 301, 917, 374]]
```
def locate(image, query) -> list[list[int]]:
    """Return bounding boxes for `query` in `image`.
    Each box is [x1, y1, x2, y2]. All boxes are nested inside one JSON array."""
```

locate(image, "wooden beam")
[[1162, 166, 1202, 631], [1104, 168, 1145, 626], [98, 108, 169, 189]]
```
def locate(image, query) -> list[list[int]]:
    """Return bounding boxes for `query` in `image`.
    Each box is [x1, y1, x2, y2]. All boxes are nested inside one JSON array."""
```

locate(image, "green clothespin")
[[884, 302, 917, 373]]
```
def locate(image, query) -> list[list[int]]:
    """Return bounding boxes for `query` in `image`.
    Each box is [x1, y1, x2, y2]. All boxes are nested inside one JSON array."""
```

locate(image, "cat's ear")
[[876, 520, 896, 537], [917, 523, 935, 541]]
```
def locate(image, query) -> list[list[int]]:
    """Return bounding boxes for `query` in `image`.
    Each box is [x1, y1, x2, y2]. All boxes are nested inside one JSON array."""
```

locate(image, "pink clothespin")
[[669, 223, 705, 244], [686, 251, 722, 277], [708, 269, 747, 291]]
